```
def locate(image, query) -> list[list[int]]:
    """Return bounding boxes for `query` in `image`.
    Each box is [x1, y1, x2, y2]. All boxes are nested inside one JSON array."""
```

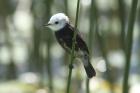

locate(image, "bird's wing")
[[68, 24, 89, 54], [55, 24, 89, 55]]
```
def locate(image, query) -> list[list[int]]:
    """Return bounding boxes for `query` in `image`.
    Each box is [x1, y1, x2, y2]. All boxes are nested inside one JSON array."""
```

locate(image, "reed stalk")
[[44, 0, 54, 92], [66, 0, 80, 93], [86, 0, 94, 93], [123, 0, 138, 93]]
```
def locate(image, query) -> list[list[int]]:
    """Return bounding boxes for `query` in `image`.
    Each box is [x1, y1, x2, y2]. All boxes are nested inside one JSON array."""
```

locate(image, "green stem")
[[45, 0, 54, 92], [86, 0, 94, 93], [86, 79, 90, 93], [123, 0, 138, 93], [94, 2, 114, 93], [96, 29, 114, 93], [66, 0, 80, 93], [118, 0, 125, 50], [64, 0, 68, 15], [47, 36, 53, 93]]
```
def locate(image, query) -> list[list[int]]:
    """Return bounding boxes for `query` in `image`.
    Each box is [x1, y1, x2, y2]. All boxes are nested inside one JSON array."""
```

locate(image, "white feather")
[[47, 13, 69, 31], [96, 59, 106, 72]]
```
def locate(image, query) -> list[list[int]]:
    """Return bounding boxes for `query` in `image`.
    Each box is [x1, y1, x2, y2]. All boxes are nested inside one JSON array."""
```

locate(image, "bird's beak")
[[45, 23, 51, 27]]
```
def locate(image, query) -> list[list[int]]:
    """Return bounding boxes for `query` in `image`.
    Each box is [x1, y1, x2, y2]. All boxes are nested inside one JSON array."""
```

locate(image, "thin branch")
[[123, 0, 138, 93], [44, 0, 54, 92], [66, 0, 80, 93], [86, 0, 94, 93], [94, 2, 114, 93], [64, 0, 68, 15], [118, 0, 126, 50]]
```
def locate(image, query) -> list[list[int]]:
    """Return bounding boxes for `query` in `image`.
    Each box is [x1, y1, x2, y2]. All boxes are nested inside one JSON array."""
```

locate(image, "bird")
[[46, 13, 96, 78]]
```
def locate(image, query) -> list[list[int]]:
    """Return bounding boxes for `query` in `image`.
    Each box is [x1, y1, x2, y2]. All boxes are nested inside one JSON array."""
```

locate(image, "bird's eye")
[[55, 21, 59, 24]]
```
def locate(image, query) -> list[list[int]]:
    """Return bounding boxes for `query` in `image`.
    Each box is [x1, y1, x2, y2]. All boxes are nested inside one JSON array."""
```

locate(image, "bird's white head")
[[46, 13, 69, 31]]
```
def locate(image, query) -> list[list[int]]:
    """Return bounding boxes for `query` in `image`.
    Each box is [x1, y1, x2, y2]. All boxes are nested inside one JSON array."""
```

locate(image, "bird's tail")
[[83, 59, 96, 78]]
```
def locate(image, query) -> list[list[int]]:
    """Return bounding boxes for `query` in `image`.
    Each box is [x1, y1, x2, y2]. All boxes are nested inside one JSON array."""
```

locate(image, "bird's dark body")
[[55, 23, 89, 53], [54, 23, 96, 78]]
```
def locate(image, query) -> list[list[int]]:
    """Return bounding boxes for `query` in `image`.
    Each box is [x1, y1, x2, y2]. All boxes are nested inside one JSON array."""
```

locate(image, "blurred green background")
[[0, 0, 139, 93]]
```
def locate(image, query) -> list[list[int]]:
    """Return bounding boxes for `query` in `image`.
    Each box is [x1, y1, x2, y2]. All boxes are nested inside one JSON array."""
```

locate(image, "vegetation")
[[0, 0, 139, 93]]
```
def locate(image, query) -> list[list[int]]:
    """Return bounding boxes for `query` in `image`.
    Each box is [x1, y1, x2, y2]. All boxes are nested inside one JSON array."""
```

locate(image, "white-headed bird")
[[46, 13, 96, 78]]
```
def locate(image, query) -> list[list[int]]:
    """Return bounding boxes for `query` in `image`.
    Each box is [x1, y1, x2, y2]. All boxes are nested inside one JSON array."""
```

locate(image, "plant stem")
[[66, 0, 80, 93], [118, 0, 125, 50], [94, 3, 114, 93], [123, 0, 138, 93], [96, 29, 114, 93], [86, 0, 94, 93], [45, 0, 54, 92], [86, 79, 90, 93], [64, 0, 68, 15]]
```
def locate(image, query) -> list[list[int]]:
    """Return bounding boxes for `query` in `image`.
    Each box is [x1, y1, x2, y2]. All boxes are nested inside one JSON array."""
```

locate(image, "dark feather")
[[55, 23, 89, 53], [55, 23, 96, 78], [84, 62, 96, 78]]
